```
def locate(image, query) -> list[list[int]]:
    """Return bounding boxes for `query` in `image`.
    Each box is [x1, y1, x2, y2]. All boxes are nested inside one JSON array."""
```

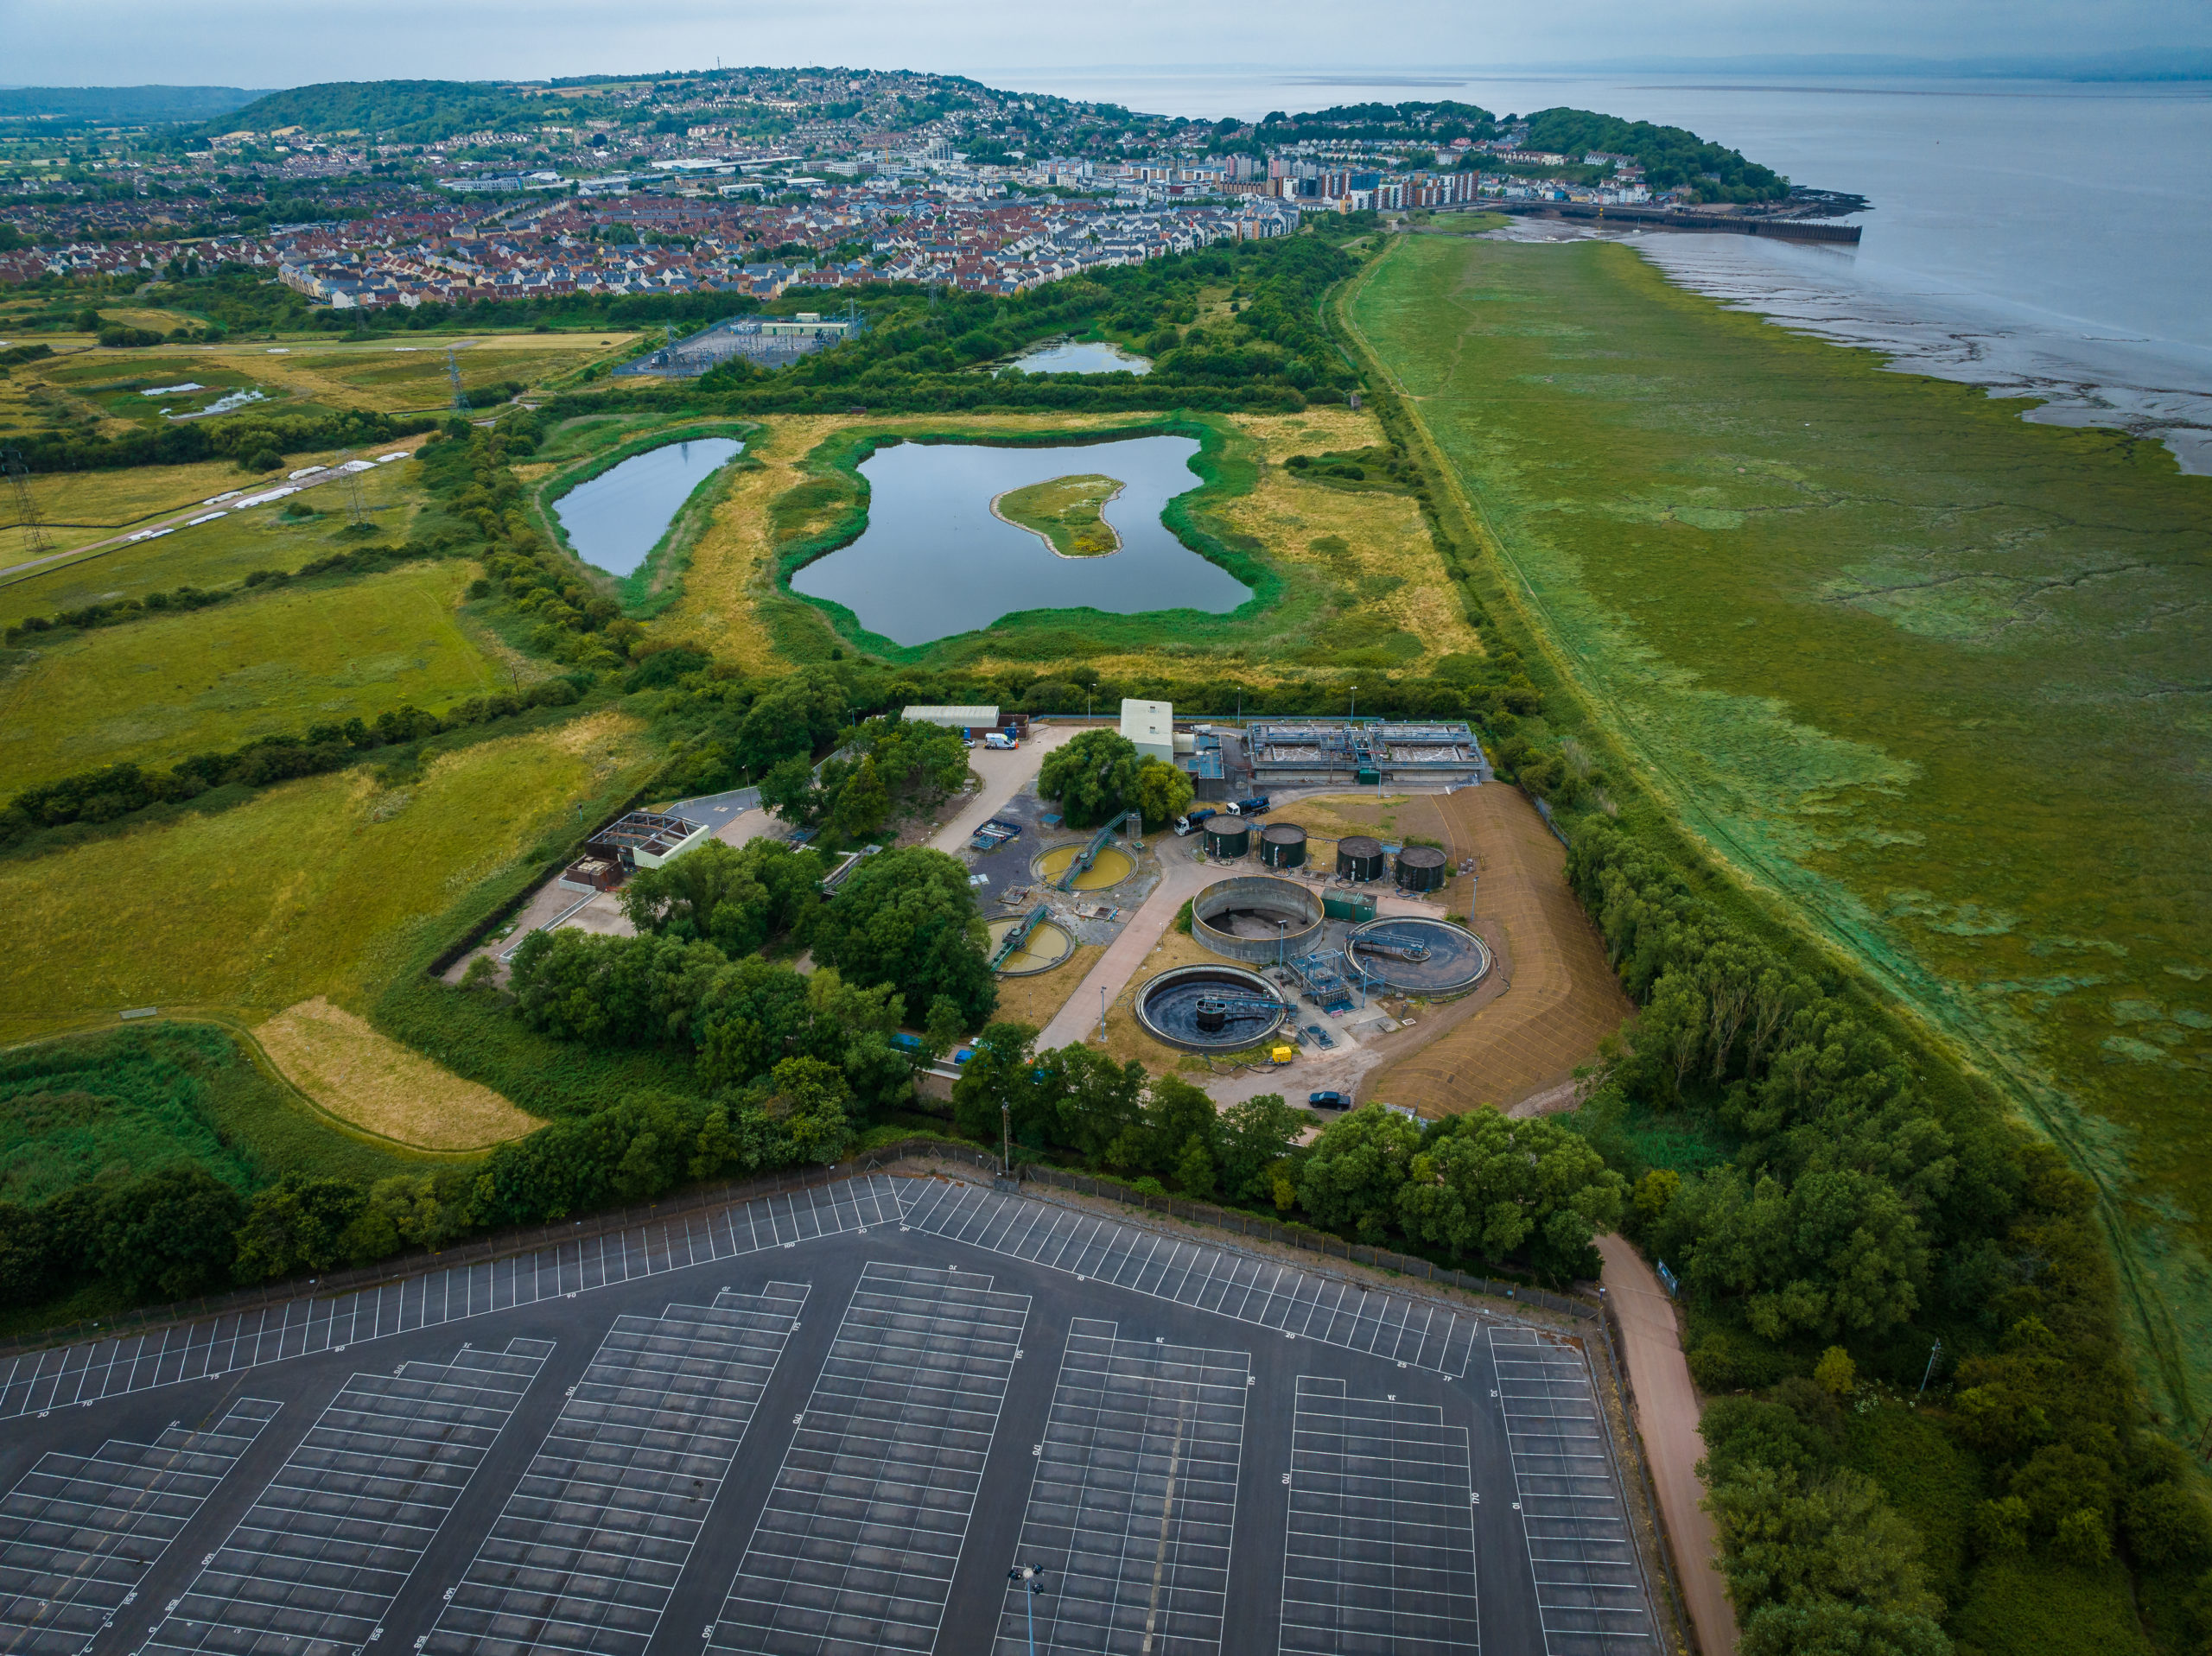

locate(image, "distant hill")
[[0, 86, 270, 124], [202, 79, 557, 143]]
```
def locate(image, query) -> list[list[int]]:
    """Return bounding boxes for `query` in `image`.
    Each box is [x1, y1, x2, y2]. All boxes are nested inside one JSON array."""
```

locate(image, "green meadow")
[[0, 460, 424, 628], [1348, 234, 2212, 1407], [0, 557, 496, 790]]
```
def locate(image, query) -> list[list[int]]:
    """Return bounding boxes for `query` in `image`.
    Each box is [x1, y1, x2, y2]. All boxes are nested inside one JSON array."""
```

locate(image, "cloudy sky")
[[10, 0, 2209, 96]]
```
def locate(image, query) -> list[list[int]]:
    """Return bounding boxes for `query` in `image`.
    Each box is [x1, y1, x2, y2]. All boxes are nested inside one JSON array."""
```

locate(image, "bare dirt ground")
[[1364, 785, 1634, 1114], [256, 996, 543, 1152], [1599, 1233, 1738, 1656]]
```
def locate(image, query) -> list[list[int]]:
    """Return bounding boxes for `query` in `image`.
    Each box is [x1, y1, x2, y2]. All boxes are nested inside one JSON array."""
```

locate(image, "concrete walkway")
[[1034, 853, 1218, 1050], [1598, 1233, 1737, 1656]]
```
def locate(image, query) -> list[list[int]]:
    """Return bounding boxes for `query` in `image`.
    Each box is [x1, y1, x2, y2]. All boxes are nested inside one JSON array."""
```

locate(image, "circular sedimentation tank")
[[1033, 842, 1136, 891], [1337, 834, 1386, 881], [1258, 822, 1308, 870], [1202, 820, 1249, 859], [987, 915, 1076, 976], [1190, 875, 1325, 964], [1135, 963, 1291, 1051], [1395, 844, 1450, 891], [1348, 916, 1491, 995]]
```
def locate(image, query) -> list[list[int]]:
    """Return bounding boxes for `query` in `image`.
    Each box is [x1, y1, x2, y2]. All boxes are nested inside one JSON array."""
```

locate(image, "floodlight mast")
[[1007, 1564, 1047, 1656]]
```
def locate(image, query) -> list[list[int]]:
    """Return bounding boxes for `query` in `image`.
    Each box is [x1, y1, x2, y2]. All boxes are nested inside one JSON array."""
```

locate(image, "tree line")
[[0, 677, 582, 847], [1566, 821, 2212, 1647], [8, 404, 437, 476]]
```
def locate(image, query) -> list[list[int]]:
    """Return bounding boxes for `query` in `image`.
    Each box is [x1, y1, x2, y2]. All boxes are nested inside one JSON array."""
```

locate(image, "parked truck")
[[1225, 795, 1271, 816], [982, 728, 1020, 751], [1175, 808, 1218, 835]]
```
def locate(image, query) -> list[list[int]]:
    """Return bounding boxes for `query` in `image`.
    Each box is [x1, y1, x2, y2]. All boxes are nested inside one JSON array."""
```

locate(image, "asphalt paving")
[[0, 1177, 1656, 1656]]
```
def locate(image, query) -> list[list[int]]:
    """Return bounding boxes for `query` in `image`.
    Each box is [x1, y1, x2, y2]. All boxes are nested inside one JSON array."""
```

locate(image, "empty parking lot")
[[0, 1176, 1655, 1656]]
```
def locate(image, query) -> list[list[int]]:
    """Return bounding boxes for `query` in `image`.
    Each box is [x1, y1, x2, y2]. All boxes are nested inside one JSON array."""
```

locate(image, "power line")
[[3, 447, 49, 559]]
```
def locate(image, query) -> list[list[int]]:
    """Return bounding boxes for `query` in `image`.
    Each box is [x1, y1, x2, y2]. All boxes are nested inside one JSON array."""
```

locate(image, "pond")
[[1003, 339, 1152, 376], [551, 437, 743, 576], [790, 435, 1250, 646]]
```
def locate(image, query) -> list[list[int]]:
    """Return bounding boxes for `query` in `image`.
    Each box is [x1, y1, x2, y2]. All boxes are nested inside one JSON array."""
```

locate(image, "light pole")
[[1349, 684, 1357, 724], [1088, 683, 1097, 724], [1008, 1564, 1047, 1656], [1001, 1093, 1013, 1177], [1919, 1340, 1943, 1395]]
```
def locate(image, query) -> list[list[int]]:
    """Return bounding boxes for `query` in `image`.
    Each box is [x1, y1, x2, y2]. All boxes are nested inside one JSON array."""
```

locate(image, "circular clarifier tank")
[[1189, 875, 1325, 964], [987, 915, 1076, 975], [1347, 916, 1491, 995], [1033, 842, 1137, 890], [1136, 963, 1291, 1050]]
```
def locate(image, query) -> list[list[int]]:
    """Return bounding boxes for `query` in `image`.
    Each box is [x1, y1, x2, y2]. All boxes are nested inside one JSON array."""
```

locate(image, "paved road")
[[928, 723, 1083, 854], [1599, 1232, 1738, 1656]]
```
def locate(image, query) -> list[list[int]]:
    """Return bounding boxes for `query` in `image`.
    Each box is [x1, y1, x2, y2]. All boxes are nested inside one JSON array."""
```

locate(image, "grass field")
[[0, 335, 632, 444], [1347, 232, 2212, 1410], [0, 454, 426, 619], [1, 442, 427, 570], [0, 709, 657, 1046], [0, 556, 496, 791], [646, 408, 1487, 685], [255, 995, 543, 1152]]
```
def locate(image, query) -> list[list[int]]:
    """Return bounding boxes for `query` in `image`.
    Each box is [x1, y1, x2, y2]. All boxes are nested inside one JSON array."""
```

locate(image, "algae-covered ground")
[[1348, 233, 2212, 1410]]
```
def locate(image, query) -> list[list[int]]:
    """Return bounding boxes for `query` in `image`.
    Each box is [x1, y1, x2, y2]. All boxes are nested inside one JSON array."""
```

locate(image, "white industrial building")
[[1120, 699, 1175, 765]]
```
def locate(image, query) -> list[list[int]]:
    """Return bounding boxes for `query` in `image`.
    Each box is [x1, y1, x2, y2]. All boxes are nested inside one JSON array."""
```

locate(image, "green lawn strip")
[[1342, 232, 2212, 1420], [0, 557, 499, 793], [766, 415, 1335, 669], [525, 416, 760, 617]]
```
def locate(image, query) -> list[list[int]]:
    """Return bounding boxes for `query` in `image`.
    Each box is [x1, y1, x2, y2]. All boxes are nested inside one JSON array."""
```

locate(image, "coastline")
[[987, 478, 1128, 558], [1482, 213, 2212, 475]]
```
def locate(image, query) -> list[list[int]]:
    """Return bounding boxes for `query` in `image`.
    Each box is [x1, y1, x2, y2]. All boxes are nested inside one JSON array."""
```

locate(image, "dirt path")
[[1599, 1234, 1737, 1656], [1365, 784, 1633, 1113]]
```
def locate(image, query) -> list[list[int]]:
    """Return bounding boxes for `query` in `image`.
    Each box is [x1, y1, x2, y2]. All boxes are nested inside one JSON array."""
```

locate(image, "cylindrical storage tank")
[[1337, 834, 1385, 882], [1203, 821, 1250, 860], [1259, 822, 1308, 870], [1395, 844, 1450, 891]]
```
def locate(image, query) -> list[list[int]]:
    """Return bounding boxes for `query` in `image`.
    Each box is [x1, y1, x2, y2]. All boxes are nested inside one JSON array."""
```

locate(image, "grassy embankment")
[[994, 473, 1125, 556], [1345, 232, 2212, 1415], [645, 409, 1488, 684]]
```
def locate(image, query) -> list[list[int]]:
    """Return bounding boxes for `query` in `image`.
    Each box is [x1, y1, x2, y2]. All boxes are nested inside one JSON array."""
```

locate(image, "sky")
[[8, 0, 2210, 97]]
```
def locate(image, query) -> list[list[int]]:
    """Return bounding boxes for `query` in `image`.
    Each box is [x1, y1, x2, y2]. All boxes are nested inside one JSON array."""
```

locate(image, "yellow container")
[[1271, 1045, 1296, 1065]]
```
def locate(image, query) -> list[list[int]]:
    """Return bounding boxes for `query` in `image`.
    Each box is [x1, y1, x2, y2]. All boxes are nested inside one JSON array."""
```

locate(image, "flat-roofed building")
[[903, 704, 1000, 731]]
